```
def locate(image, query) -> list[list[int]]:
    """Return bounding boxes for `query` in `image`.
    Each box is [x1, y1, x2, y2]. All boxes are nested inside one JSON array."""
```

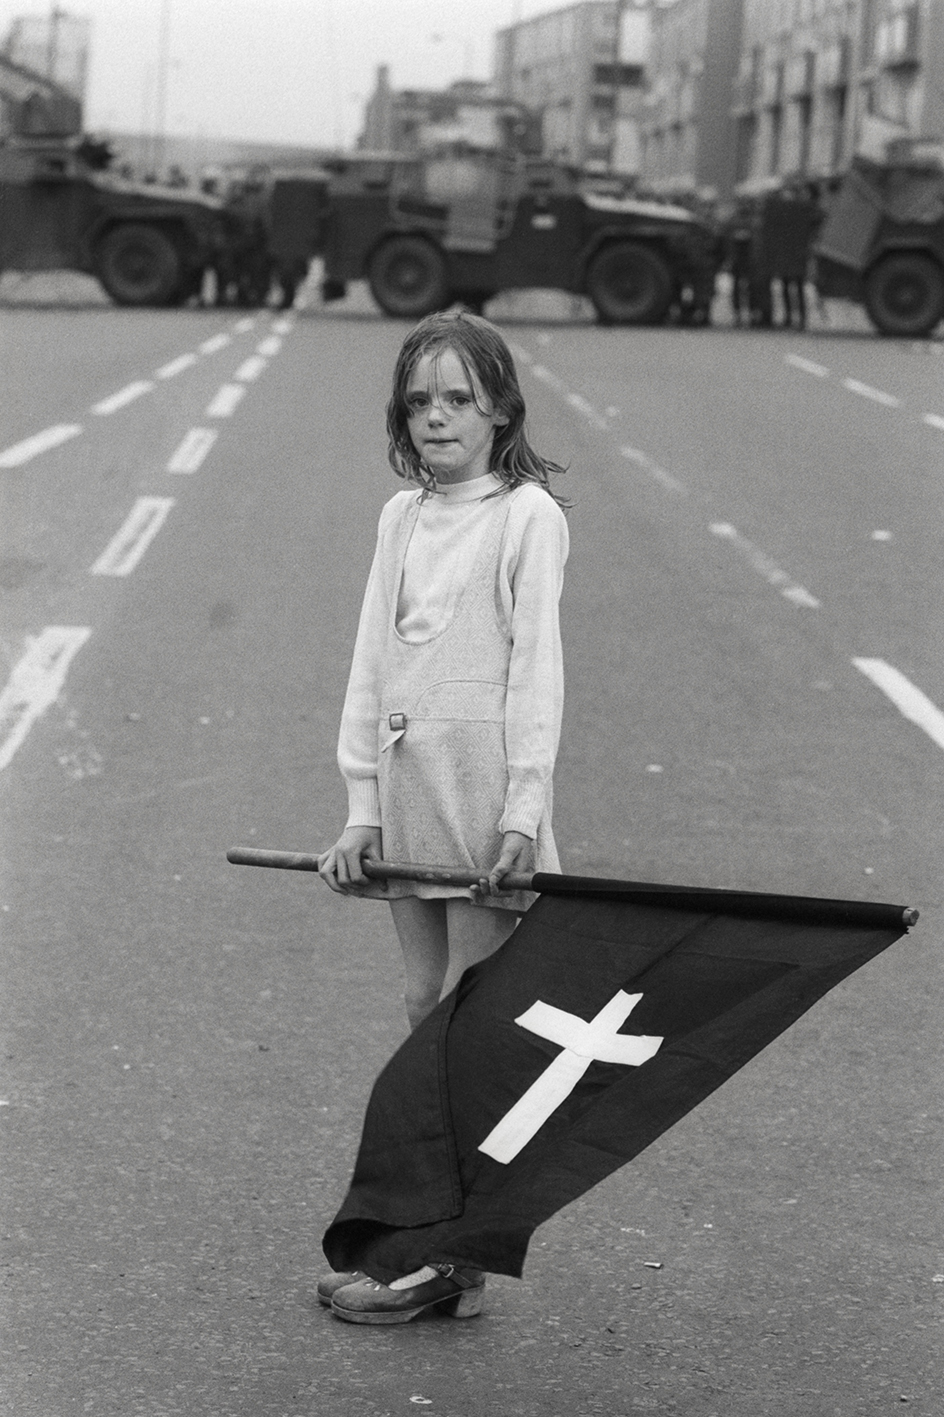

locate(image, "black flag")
[[322, 880, 913, 1281]]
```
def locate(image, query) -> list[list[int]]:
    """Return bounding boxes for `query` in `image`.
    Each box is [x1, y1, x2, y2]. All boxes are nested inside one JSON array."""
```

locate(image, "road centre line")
[[530, 363, 566, 393], [923, 413, 944, 432], [620, 445, 687, 495], [786, 353, 830, 378], [853, 658, 944, 754], [205, 383, 246, 417], [167, 427, 218, 474], [234, 354, 268, 382], [0, 423, 83, 468], [232, 317, 256, 332], [200, 332, 232, 354], [91, 380, 154, 416], [90, 496, 176, 576], [155, 352, 198, 379], [271, 317, 294, 335], [256, 335, 282, 357], [842, 377, 901, 407], [0, 626, 92, 771], [710, 522, 821, 608], [566, 391, 610, 429]]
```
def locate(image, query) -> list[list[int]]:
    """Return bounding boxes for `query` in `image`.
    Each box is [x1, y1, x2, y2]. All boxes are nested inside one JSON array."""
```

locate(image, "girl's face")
[[405, 348, 508, 485]]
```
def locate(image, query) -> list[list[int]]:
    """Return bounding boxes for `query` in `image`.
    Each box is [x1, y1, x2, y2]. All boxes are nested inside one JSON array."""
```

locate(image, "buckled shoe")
[[330, 1264, 485, 1324]]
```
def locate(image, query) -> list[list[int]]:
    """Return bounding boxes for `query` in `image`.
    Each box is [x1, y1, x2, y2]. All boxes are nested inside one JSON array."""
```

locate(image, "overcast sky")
[[0, 1, 561, 149]]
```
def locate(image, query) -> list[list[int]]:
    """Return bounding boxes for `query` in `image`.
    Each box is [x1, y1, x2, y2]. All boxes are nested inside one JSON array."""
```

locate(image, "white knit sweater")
[[338, 473, 569, 838]]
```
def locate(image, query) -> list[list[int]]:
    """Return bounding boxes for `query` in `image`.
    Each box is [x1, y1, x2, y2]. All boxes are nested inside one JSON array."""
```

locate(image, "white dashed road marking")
[[256, 335, 282, 357], [92, 381, 155, 416], [853, 659, 944, 754], [841, 377, 901, 408], [167, 428, 218, 474], [90, 496, 176, 576], [709, 522, 821, 608], [923, 413, 944, 432], [205, 383, 246, 417], [234, 355, 268, 382], [786, 354, 830, 378], [0, 626, 92, 771], [156, 352, 198, 379], [200, 333, 232, 354], [0, 424, 83, 468], [620, 445, 687, 495]]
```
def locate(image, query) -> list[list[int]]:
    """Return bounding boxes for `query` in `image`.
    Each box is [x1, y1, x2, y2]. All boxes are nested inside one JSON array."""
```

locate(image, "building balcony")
[[875, 4, 920, 70], [786, 50, 815, 98], [818, 36, 850, 89]]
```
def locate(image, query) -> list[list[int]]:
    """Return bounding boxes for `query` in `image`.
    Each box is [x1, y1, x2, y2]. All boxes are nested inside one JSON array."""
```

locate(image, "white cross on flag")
[[479, 991, 663, 1163]]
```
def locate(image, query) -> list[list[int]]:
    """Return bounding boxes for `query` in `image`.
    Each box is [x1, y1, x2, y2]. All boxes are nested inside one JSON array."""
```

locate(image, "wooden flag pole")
[[226, 847, 918, 930]]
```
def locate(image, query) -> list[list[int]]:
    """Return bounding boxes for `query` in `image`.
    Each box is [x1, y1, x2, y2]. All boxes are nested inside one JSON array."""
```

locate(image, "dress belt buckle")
[[388, 712, 407, 732]]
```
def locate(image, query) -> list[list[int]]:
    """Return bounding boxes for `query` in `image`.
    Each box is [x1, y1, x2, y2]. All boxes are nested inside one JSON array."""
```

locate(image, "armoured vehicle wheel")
[[95, 224, 182, 306], [368, 236, 448, 318], [586, 241, 673, 325], [865, 253, 944, 337]]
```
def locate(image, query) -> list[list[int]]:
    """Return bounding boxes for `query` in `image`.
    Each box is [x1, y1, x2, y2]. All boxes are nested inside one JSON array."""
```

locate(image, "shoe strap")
[[430, 1263, 482, 1289]]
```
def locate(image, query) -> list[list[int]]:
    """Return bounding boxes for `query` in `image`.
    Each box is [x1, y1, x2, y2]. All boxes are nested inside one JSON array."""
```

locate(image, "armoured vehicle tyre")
[[864, 252, 944, 337], [586, 241, 673, 325], [368, 236, 448, 318], [95, 223, 182, 306]]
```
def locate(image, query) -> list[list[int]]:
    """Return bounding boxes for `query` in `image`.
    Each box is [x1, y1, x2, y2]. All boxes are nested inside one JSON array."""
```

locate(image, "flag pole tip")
[[903, 907, 919, 927]]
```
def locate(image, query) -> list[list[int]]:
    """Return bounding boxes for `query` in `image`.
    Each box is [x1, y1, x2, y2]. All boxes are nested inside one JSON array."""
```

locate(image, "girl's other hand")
[[317, 825, 384, 894], [476, 830, 532, 899]]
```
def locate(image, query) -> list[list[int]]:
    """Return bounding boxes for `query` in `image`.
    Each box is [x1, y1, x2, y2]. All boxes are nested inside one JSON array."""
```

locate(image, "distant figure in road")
[[315, 310, 570, 1323], [722, 205, 754, 327]]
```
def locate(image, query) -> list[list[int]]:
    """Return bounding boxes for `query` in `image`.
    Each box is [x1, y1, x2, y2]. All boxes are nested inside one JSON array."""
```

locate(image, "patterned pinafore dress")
[[376, 489, 559, 913]]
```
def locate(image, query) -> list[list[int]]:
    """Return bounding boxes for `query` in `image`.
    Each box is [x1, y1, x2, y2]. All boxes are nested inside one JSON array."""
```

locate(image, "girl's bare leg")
[[441, 900, 518, 998], [389, 897, 449, 1031]]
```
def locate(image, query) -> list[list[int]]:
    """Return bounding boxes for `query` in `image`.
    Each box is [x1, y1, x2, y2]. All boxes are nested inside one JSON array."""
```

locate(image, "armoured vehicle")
[[277, 150, 718, 324], [813, 145, 944, 337], [0, 133, 229, 306]]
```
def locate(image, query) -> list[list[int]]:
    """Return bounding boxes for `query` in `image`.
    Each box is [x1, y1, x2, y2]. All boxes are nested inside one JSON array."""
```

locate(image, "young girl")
[[316, 311, 569, 1323], [318, 310, 569, 1033]]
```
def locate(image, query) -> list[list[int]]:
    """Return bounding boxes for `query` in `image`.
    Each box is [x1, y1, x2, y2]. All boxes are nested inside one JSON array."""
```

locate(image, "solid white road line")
[[923, 413, 944, 432], [842, 378, 901, 408], [200, 333, 232, 354], [256, 335, 282, 357], [709, 522, 821, 608], [90, 496, 176, 576], [852, 658, 944, 754], [0, 626, 92, 771], [234, 355, 268, 382], [786, 354, 830, 377], [167, 427, 218, 474], [91, 381, 154, 416], [156, 352, 198, 379], [0, 423, 83, 468], [205, 383, 246, 417]]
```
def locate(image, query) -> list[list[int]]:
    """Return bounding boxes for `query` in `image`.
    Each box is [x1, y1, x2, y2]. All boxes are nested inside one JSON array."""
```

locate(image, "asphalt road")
[[1, 285, 941, 1417]]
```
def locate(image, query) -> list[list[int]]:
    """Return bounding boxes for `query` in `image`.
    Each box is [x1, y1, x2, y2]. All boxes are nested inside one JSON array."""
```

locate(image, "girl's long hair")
[[386, 310, 570, 507]]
